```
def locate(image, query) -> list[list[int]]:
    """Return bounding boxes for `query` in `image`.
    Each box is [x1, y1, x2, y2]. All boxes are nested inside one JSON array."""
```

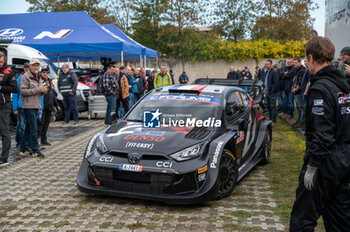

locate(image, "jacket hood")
[[311, 65, 350, 93]]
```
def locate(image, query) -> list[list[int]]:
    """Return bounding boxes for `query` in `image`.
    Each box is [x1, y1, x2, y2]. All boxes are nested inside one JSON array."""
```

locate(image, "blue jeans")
[[63, 94, 79, 123], [278, 91, 287, 113], [302, 94, 307, 108], [15, 108, 26, 147], [105, 94, 116, 125], [128, 93, 134, 109], [21, 109, 39, 153], [285, 91, 295, 116], [266, 93, 277, 122]]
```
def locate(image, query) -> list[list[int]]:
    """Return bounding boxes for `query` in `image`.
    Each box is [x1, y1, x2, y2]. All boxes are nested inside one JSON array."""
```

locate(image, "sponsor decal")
[[198, 173, 206, 182], [125, 142, 154, 149], [313, 99, 324, 106], [85, 133, 100, 158], [143, 108, 221, 128], [143, 109, 162, 128], [124, 134, 165, 142], [120, 164, 143, 172], [0, 28, 23, 36], [142, 95, 221, 105], [210, 141, 224, 168], [34, 29, 73, 39], [232, 130, 245, 144], [198, 165, 208, 174], [0, 28, 26, 42], [312, 107, 324, 115], [156, 161, 173, 168], [132, 130, 165, 136], [341, 106, 350, 115], [99, 156, 114, 163]]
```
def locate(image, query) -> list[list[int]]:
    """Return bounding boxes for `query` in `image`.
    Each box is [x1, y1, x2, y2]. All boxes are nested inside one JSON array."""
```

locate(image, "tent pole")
[[144, 55, 146, 69], [140, 55, 142, 68], [121, 52, 124, 66], [58, 56, 60, 68]]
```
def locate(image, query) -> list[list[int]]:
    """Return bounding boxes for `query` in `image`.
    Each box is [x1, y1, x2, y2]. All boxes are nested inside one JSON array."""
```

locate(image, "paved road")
[[0, 118, 285, 231]]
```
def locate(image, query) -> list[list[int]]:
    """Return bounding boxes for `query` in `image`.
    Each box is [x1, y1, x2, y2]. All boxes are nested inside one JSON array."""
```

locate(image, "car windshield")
[[126, 94, 222, 122], [37, 58, 59, 80]]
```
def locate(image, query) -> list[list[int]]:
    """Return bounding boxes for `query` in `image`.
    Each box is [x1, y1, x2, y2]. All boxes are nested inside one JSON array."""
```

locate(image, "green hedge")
[[188, 37, 307, 62]]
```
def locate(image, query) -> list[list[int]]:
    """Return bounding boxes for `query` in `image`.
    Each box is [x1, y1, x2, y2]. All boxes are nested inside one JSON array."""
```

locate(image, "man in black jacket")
[[38, 67, 58, 145], [283, 59, 296, 119], [290, 37, 350, 231], [0, 52, 19, 166], [57, 64, 79, 124], [291, 58, 306, 127], [227, 66, 240, 80], [261, 60, 279, 123]]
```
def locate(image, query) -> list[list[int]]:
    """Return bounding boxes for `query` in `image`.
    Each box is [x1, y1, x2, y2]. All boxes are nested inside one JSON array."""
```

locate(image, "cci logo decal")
[[0, 28, 23, 37], [99, 156, 114, 163], [143, 109, 161, 128], [156, 161, 173, 168], [34, 29, 73, 39]]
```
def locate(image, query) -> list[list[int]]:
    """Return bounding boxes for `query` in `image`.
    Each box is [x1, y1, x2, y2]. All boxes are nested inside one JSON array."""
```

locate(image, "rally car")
[[77, 79, 272, 204]]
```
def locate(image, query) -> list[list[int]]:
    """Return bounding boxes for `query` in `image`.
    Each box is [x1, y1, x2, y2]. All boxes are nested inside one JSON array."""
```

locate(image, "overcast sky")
[[0, 0, 326, 36]]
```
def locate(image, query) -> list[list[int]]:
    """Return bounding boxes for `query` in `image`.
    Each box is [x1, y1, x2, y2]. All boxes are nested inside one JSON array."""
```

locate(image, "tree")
[[212, 0, 259, 42], [251, 0, 318, 41], [108, 0, 134, 32], [131, 0, 171, 54], [26, 0, 115, 24]]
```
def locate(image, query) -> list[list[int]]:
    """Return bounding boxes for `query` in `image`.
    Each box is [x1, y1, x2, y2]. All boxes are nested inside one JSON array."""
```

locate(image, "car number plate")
[[120, 164, 143, 172]]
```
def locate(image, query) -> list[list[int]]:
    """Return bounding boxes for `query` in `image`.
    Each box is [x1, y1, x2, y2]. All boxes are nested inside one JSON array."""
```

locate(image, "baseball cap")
[[23, 62, 30, 67], [29, 59, 40, 65], [341, 46, 350, 56], [41, 67, 50, 73]]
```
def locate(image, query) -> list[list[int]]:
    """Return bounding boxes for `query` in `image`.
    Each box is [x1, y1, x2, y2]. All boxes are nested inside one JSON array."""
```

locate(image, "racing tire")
[[260, 129, 272, 165], [216, 149, 239, 200], [54, 101, 64, 121]]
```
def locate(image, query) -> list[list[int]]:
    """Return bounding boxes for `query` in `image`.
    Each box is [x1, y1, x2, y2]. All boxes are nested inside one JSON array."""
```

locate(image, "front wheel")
[[216, 149, 238, 200], [260, 129, 272, 165]]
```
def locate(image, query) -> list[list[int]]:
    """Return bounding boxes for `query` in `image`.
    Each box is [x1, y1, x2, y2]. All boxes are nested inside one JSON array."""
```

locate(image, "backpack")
[[96, 75, 106, 94]]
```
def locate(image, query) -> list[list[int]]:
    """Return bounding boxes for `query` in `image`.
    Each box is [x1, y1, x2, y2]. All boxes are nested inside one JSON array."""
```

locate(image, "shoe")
[[62, 122, 70, 125], [41, 141, 51, 146], [278, 112, 284, 116], [73, 121, 79, 125], [0, 160, 9, 167], [32, 151, 45, 158], [19, 150, 30, 157]]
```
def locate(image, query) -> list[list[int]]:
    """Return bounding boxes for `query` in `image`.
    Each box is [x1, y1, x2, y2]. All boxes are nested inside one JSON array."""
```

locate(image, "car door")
[[239, 91, 257, 160], [225, 91, 247, 159]]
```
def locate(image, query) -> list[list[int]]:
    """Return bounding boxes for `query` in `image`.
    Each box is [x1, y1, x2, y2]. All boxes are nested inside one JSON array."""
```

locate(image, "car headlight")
[[170, 144, 202, 161], [96, 135, 108, 154]]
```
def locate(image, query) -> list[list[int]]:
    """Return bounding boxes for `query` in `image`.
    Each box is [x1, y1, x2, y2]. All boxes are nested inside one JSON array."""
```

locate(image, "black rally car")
[[77, 79, 272, 204]]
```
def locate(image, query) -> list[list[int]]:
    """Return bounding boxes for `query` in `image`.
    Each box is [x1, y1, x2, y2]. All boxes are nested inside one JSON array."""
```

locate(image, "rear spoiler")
[[193, 78, 265, 103]]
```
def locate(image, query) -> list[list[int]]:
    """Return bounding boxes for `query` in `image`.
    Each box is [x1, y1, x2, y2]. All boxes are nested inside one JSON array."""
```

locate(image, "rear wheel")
[[54, 102, 64, 121], [216, 149, 238, 200], [260, 129, 272, 164]]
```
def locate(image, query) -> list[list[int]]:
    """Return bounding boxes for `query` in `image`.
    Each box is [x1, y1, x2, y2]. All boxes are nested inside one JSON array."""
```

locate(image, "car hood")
[[103, 121, 212, 155]]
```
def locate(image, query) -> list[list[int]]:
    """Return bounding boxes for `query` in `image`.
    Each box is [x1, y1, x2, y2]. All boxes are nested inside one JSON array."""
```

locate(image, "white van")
[[0, 41, 90, 120]]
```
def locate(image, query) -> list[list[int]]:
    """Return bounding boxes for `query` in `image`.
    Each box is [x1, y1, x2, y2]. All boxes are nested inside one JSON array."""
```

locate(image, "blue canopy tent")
[[0, 11, 144, 64]]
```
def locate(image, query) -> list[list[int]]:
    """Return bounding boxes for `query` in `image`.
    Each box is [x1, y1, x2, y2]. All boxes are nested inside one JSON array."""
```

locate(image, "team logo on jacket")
[[337, 92, 350, 104]]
